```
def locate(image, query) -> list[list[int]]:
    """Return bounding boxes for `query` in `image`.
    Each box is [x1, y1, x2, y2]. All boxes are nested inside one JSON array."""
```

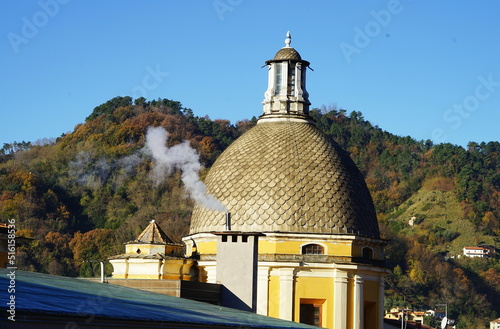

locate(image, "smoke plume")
[[69, 151, 111, 190], [69, 151, 144, 190], [145, 126, 226, 212]]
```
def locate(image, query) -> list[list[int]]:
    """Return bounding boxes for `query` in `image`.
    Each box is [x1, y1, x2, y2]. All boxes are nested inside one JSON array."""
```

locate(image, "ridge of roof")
[[132, 220, 175, 245]]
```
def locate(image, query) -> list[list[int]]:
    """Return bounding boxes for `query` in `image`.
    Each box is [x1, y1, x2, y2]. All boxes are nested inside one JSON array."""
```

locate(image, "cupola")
[[109, 220, 194, 280], [261, 32, 312, 122], [125, 219, 181, 256]]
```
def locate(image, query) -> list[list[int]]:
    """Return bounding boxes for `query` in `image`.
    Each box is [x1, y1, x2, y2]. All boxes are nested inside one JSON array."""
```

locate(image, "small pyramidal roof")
[[134, 220, 175, 245]]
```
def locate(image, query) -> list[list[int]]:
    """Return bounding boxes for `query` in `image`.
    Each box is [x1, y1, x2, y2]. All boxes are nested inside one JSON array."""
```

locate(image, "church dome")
[[189, 33, 380, 239], [273, 47, 302, 61], [265, 46, 310, 67], [189, 120, 380, 238]]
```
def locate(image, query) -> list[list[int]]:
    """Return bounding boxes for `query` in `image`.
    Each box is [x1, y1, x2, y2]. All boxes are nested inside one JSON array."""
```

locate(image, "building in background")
[[109, 219, 193, 280], [0, 222, 32, 268], [463, 246, 491, 258], [491, 318, 500, 329]]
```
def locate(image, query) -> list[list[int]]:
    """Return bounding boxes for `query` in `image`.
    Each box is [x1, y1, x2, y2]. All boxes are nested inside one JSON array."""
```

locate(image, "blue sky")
[[2, 1, 499, 147]]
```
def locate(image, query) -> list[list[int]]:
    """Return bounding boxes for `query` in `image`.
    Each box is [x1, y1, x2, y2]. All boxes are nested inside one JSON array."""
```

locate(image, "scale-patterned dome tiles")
[[189, 121, 380, 238]]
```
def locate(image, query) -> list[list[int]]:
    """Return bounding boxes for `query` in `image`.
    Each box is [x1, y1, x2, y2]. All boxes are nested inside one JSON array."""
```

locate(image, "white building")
[[463, 246, 490, 258], [425, 309, 446, 319]]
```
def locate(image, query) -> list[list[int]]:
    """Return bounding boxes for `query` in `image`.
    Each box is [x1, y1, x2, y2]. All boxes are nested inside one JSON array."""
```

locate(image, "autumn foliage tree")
[[69, 229, 118, 277]]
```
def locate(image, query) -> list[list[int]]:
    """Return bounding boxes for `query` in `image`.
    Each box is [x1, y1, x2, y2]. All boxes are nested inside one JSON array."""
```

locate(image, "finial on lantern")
[[284, 31, 291, 48]]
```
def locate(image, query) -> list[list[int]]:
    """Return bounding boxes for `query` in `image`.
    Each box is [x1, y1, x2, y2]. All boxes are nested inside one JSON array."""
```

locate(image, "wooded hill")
[[1, 96, 499, 328]]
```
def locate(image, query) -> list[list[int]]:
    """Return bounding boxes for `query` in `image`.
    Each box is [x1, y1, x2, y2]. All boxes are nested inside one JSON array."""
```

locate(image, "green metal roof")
[[0, 269, 315, 328]]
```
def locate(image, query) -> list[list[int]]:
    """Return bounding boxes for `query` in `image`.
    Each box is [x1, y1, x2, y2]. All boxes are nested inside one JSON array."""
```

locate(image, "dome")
[[189, 120, 380, 238], [274, 47, 302, 61], [265, 47, 310, 66]]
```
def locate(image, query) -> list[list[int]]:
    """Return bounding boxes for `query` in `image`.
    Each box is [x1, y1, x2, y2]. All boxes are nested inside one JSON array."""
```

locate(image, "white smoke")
[[145, 126, 226, 212], [69, 151, 144, 190], [69, 151, 111, 190]]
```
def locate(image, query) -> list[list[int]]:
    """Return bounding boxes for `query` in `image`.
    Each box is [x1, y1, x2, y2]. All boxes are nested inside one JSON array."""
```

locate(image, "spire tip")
[[285, 31, 291, 48]]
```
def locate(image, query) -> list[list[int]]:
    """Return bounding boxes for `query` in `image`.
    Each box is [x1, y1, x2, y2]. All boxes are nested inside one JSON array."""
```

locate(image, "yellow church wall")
[[161, 260, 187, 280], [268, 275, 281, 319], [127, 274, 161, 279], [347, 278, 354, 329], [258, 238, 353, 256], [294, 276, 333, 328], [195, 240, 218, 254], [327, 242, 352, 256], [126, 244, 166, 255], [352, 245, 381, 260], [364, 279, 381, 327], [352, 245, 362, 258], [363, 280, 379, 302], [189, 234, 366, 259], [258, 240, 278, 254]]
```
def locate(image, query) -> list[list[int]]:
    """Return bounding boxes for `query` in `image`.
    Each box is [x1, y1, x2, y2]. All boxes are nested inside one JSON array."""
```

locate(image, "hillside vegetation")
[[1, 97, 499, 328]]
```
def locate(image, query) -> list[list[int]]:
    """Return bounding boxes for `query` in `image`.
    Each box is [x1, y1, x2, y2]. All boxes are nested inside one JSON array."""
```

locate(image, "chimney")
[[225, 212, 231, 231], [214, 231, 261, 312]]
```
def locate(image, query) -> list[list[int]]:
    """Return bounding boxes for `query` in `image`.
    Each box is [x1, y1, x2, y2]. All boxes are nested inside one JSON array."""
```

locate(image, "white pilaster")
[[279, 62, 288, 100], [294, 63, 302, 98], [334, 269, 348, 329], [257, 266, 270, 316], [353, 275, 364, 329], [204, 264, 217, 283], [378, 277, 385, 329], [279, 268, 295, 321]]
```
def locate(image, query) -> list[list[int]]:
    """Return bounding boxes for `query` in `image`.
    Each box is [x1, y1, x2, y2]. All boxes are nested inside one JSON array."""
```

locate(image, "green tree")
[[86, 96, 133, 121]]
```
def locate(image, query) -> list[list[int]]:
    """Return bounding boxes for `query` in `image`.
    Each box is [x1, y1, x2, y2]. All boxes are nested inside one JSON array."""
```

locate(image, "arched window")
[[302, 244, 324, 255], [275, 63, 282, 94], [287, 63, 296, 95], [362, 247, 373, 259]]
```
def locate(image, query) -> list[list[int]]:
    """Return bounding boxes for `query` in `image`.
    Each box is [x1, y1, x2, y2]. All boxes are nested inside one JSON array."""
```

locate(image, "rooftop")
[[0, 269, 316, 329], [131, 219, 176, 245]]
